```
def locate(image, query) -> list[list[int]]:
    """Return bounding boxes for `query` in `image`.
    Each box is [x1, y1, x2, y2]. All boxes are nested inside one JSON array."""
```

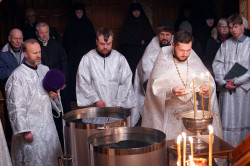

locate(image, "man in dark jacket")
[[0, 28, 24, 149]]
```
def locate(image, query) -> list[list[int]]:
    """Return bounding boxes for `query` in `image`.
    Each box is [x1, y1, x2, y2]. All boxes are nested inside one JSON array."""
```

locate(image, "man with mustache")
[[5, 39, 62, 165], [213, 14, 250, 147], [142, 31, 223, 141], [131, 20, 174, 126], [76, 28, 135, 110]]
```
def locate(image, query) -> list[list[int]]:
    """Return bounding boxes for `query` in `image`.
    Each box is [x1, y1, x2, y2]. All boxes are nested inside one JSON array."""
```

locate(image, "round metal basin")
[[88, 127, 167, 166], [63, 107, 131, 166], [180, 110, 213, 134]]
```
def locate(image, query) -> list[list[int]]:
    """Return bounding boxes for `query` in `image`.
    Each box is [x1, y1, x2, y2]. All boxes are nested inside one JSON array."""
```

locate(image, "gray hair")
[[36, 22, 49, 31]]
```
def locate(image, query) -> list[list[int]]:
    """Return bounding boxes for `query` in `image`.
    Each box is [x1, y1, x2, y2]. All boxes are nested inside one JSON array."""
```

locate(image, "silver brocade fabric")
[[132, 36, 163, 126], [76, 49, 136, 109], [142, 46, 223, 141], [213, 37, 250, 147], [132, 36, 174, 126], [0, 119, 12, 166], [5, 64, 62, 166]]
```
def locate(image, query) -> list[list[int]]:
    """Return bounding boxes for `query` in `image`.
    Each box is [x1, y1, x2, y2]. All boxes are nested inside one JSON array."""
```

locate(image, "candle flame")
[[201, 73, 204, 78], [189, 136, 193, 143], [190, 160, 195, 166], [177, 161, 180, 166], [208, 125, 213, 133], [182, 132, 186, 138], [189, 155, 193, 160], [177, 135, 182, 143], [206, 71, 209, 76]]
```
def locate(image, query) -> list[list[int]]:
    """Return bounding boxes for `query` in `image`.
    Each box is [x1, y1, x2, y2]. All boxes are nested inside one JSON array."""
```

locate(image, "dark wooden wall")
[[0, 0, 239, 50]]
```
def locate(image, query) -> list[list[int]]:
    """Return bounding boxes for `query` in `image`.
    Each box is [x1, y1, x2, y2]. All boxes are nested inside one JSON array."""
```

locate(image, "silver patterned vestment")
[[0, 119, 12, 166], [76, 49, 136, 109], [132, 36, 173, 126], [142, 46, 223, 140], [212, 36, 250, 147], [5, 64, 62, 166]]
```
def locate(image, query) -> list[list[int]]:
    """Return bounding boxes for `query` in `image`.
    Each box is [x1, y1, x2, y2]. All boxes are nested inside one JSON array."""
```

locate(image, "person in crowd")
[[205, 18, 230, 75], [212, 14, 250, 147], [179, 20, 203, 59], [5, 39, 62, 165], [142, 31, 223, 141], [22, 8, 37, 41], [22, 8, 58, 41], [76, 28, 135, 111], [36, 22, 70, 147], [131, 20, 174, 126], [0, 28, 24, 149], [195, 10, 217, 58], [120, 2, 154, 79], [0, 118, 12, 166], [174, 2, 197, 34], [63, 3, 96, 101]]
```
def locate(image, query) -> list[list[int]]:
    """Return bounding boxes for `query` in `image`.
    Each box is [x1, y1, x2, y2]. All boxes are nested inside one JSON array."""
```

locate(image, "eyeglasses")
[[219, 26, 228, 29]]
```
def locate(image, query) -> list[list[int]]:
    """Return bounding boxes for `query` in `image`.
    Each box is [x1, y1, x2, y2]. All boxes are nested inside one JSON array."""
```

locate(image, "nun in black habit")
[[120, 2, 155, 79], [63, 3, 96, 101]]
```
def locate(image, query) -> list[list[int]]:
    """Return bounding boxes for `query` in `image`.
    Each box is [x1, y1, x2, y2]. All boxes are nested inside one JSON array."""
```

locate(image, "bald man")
[[0, 28, 24, 149], [0, 28, 24, 80]]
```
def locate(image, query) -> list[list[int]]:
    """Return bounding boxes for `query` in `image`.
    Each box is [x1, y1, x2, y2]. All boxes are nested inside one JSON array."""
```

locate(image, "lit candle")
[[201, 73, 204, 117], [189, 137, 194, 158], [207, 72, 211, 117], [177, 135, 182, 166], [193, 74, 196, 118], [189, 156, 195, 166], [182, 132, 187, 166], [208, 125, 213, 166]]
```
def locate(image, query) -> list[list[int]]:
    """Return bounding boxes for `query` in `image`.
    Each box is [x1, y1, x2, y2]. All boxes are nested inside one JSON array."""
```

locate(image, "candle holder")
[[186, 158, 207, 166], [179, 110, 213, 149]]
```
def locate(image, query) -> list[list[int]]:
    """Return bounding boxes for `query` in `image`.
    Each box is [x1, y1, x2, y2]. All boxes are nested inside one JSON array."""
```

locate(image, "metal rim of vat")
[[88, 127, 166, 155], [63, 107, 131, 129]]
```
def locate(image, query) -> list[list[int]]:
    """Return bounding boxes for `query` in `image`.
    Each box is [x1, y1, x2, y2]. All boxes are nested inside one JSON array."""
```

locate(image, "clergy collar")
[[233, 34, 247, 43], [159, 42, 171, 48], [24, 61, 37, 70], [96, 48, 112, 58]]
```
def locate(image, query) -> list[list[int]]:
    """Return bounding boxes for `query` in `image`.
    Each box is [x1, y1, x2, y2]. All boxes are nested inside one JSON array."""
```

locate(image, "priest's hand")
[[225, 79, 237, 90], [172, 87, 189, 97], [96, 100, 106, 107], [199, 85, 209, 95], [24, 132, 34, 142], [49, 90, 59, 99]]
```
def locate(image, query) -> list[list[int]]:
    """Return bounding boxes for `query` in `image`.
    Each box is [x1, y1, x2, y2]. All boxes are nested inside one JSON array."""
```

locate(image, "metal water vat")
[[88, 127, 167, 166], [63, 107, 131, 166]]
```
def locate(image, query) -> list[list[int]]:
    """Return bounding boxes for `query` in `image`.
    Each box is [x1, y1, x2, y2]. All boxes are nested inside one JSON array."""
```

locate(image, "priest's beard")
[[27, 56, 41, 66], [173, 52, 188, 62]]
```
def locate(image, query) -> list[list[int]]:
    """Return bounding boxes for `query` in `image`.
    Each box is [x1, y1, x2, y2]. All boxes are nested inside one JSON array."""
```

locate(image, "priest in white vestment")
[[213, 14, 250, 147], [5, 39, 62, 166], [132, 20, 174, 126], [142, 31, 223, 140], [0, 119, 12, 166], [76, 28, 135, 111]]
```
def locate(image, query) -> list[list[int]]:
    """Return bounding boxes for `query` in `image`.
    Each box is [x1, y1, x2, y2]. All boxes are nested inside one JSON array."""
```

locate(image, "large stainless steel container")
[[88, 127, 167, 166], [63, 107, 131, 166]]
